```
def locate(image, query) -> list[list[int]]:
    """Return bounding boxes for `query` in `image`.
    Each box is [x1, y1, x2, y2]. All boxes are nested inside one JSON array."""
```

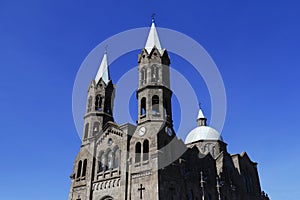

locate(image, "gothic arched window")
[[135, 142, 141, 163], [104, 98, 112, 114], [141, 97, 146, 116], [84, 123, 89, 139], [98, 153, 105, 172], [114, 148, 120, 168], [107, 150, 113, 170], [152, 95, 159, 115], [151, 64, 159, 82], [95, 95, 103, 111], [87, 96, 93, 112], [143, 139, 149, 161], [93, 122, 100, 134], [141, 68, 147, 85], [82, 159, 87, 177], [76, 160, 82, 178]]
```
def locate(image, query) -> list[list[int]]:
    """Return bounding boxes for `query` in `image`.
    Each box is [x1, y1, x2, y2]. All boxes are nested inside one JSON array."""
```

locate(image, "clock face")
[[138, 126, 146, 136]]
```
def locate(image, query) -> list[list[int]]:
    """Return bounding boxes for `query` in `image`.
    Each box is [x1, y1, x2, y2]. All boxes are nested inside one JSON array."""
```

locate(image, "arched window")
[[141, 97, 146, 116], [82, 159, 87, 177], [143, 140, 149, 161], [152, 95, 159, 115], [107, 151, 113, 170], [98, 153, 105, 172], [93, 122, 100, 134], [141, 68, 147, 85], [87, 96, 93, 112], [76, 160, 82, 178], [135, 142, 141, 163], [104, 98, 112, 114], [84, 123, 89, 139], [114, 148, 120, 168], [95, 95, 103, 111], [151, 65, 159, 82]]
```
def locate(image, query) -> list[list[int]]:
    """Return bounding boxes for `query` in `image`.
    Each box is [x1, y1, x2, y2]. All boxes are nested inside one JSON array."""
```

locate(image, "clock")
[[165, 127, 173, 136], [138, 126, 146, 136]]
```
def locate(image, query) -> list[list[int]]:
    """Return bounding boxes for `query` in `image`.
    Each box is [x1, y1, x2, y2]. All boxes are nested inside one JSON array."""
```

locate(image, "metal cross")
[[138, 184, 145, 199], [198, 102, 202, 109], [151, 13, 156, 22]]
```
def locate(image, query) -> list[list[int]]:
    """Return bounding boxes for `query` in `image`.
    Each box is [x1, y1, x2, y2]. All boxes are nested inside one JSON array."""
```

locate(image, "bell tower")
[[136, 20, 173, 127], [82, 52, 115, 142], [127, 19, 176, 200]]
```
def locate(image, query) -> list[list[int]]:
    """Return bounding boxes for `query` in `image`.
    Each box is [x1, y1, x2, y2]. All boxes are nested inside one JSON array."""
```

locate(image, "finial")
[[151, 13, 156, 22], [198, 102, 202, 109]]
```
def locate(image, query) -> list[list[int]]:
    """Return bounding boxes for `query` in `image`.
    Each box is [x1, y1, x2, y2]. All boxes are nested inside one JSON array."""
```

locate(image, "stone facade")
[[68, 22, 269, 200]]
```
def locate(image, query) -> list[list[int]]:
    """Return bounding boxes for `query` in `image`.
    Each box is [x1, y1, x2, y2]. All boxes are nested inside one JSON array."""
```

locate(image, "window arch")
[[141, 68, 147, 85], [84, 123, 89, 139], [76, 160, 82, 178], [98, 153, 105, 172], [95, 95, 103, 111], [141, 97, 146, 116], [135, 142, 141, 163], [152, 95, 159, 115], [87, 96, 93, 112], [104, 98, 112, 114], [82, 159, 87, 177], [93, 122, 100, 134], [151, 65, 159, 82], [101, 196, 113, 200], [143, 140, 149, 161], [107, 150, 113, 170], [114, 148, 120, 168]]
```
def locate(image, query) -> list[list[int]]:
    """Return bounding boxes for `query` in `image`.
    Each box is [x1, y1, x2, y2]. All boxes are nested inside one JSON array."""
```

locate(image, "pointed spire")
[[197, 107, 207, 127], [197, 108, 205, 119], [95, 52, 110, 84], [145, 19, 162, 54]]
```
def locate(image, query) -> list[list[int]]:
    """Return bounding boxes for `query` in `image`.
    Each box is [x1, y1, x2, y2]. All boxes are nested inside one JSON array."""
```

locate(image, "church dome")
[[185, 126, 223, 144]]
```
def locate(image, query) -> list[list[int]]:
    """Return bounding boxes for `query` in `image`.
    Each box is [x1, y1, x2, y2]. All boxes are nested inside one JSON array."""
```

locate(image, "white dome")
[[185, 126, 223, 144]]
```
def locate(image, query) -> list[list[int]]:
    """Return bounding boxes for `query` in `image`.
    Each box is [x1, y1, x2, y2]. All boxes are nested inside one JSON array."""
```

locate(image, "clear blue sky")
[[1, 0, 300, 199]]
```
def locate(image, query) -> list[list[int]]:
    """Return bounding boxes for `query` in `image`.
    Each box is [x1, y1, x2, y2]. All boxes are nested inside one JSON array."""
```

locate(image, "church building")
[[68, 20, 270, 200]]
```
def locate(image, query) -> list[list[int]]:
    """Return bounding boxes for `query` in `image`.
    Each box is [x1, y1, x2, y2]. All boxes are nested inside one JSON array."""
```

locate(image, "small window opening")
[[152, 95, 159, 115], [135, 142, 141, 163], [143, 140, 149, 161], [141, 97, 146, 116], [82, 159, 87, 176], [95, 95, 103, 111], [76, 160, 82, 178], [84, 123, 89, 139]]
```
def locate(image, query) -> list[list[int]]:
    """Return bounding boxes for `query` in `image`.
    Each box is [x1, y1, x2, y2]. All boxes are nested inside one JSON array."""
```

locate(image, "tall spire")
[[145, 19, 162, 53], [95, 52, 110, 84]]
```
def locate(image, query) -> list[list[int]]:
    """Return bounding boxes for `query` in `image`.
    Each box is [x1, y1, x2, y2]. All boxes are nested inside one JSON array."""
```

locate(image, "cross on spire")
[[138, 184, 145, 199], [151, 13, 156, 22]]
